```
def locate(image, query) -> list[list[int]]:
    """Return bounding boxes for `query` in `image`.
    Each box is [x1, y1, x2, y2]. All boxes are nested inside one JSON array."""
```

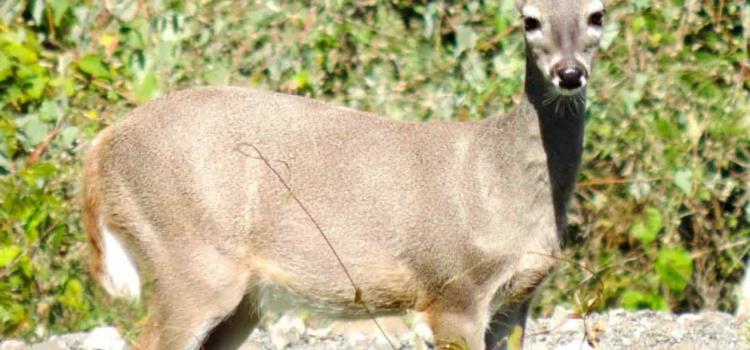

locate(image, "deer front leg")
[[485, 253, 556, 350], [417, 304, 490, 350], [484, 300, 530, 350]]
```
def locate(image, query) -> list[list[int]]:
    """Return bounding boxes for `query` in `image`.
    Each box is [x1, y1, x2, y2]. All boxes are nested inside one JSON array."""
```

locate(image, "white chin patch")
[[552, 76, 561, 87]]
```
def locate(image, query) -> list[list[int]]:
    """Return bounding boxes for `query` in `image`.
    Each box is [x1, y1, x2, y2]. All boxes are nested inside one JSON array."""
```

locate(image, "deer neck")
[[521, 48, 586, 238]]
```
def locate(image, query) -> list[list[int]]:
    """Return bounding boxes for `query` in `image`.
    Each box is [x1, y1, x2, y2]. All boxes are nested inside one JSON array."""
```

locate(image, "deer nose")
[[556, 66, 584, 89]]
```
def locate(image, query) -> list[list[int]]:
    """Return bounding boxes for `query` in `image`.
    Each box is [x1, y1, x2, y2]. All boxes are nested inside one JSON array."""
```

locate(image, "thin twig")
[[576, 176, 670, 188], [26, 128, 61, 166], [691, 238, 750, 259]]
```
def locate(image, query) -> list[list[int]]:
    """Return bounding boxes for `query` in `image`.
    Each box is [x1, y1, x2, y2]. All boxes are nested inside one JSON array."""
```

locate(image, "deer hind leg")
[[135, 309, 220, 350], [202, 287, 262, 349], [134, 269, 257, 350]]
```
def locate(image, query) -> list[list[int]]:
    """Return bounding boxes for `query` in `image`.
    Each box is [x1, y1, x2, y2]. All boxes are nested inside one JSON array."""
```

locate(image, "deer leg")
[[202, 288, 262, 349], [135, 303, 224, 350], [133, 271, 253, 350], [484, 300, 530, 350], [418, 307, 488, 350], [485, 254, 556, 350]]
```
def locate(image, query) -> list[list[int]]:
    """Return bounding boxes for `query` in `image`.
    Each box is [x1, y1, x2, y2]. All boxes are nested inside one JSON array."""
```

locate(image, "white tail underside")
[[100, 222, 141, 301]]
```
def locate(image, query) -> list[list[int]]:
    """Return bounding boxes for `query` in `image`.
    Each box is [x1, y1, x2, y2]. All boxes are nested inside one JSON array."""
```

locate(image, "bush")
[[0, 0, 748, 340]]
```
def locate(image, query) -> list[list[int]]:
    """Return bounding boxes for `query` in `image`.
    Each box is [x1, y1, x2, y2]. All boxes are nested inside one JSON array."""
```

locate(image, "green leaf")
[[655, 247, 693, 292], [7, 43, 38, 64], [455, 25, 477, 55], [293, 70, 311, 91], [134, 71, 159, 102], [59, 126, 79, 149], [463, 51, 487, 89], [600, 22, 620, 50], [20, 162, 57, 187], [18, 255, 33, 278], [25, 76, 47, 100], [632, 16, 647, 32], [105, 0, 139, 22], [48, 0, 71, 26], [76, 55, 113, 80], [203, 64, 230, 85], [59, 278, 85, 310], [0, 245, 22, 267], [630, 207, 663, 244], [0, 54, 11, 81], [620, 289, 667, 310], [0, 303, 27, 328], [673, 169, 693, 195], [31, 0, 45, 24], [51, 76, 76, 96], [38, 101, 61, 123], [21, 114, 49, 147], [632, 0, 651, 9], [23, 208, 47, 243], [0, 154, 10, 174]]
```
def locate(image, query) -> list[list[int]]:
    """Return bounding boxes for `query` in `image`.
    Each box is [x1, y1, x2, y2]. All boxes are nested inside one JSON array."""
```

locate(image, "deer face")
[[519, 0, 605, 95]]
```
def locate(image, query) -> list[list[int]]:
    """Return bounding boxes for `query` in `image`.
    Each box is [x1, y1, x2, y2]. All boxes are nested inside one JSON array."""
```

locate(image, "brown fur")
[[81, 129, 109, 279]]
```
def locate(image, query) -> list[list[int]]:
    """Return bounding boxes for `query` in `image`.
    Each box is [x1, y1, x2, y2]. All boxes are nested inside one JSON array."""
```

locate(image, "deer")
[[81, 0, 605, 349]]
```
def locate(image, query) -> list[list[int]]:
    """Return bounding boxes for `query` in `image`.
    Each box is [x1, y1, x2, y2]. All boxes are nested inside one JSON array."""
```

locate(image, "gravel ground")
[[2, 309, 748, 350]]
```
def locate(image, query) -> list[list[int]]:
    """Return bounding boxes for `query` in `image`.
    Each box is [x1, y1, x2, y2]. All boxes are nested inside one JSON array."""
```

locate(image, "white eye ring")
[[526, 30, 544, 41], [586, 26, 602, 38]]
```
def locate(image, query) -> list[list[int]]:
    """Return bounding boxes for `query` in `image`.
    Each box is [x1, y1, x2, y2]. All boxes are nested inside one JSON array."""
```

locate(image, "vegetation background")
[[0, 0, 748, 341]]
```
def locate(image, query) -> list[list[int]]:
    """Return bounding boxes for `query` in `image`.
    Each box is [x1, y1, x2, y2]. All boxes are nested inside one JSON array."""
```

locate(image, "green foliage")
[[0, 0, 121, 339], [630, 207, 663, 244], [76, 55, 114, 81], [655, 247, 694, 292], [620, 289, 668, 310], [0, 0, 748, 340]]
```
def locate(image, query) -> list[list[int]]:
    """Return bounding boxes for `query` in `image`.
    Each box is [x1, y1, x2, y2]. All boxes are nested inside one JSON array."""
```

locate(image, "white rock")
[[344, 332, 368, 348], [269, 314, 306, 349], [306, 326, 331, 338], [632, 328, 643, 341], [412, 321, 433, 345], [621, 336, 632, 346], [0, 340, 28, 350], [670, 327, 686, 341], [81, 327, 125, 350], [549, 306, 571, 325], [29, 337, 69, 350], [554, 340, 594, 350], [559, 318, 584, 333], [677, 313, 702, 325], [373, 333, 396, 350], [737, 264, 750, 318]]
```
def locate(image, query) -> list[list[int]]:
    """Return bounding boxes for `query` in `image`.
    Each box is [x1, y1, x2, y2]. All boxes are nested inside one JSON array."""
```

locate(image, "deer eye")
[[524, 17, 541, 32], [588, 11, 603, 27]]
